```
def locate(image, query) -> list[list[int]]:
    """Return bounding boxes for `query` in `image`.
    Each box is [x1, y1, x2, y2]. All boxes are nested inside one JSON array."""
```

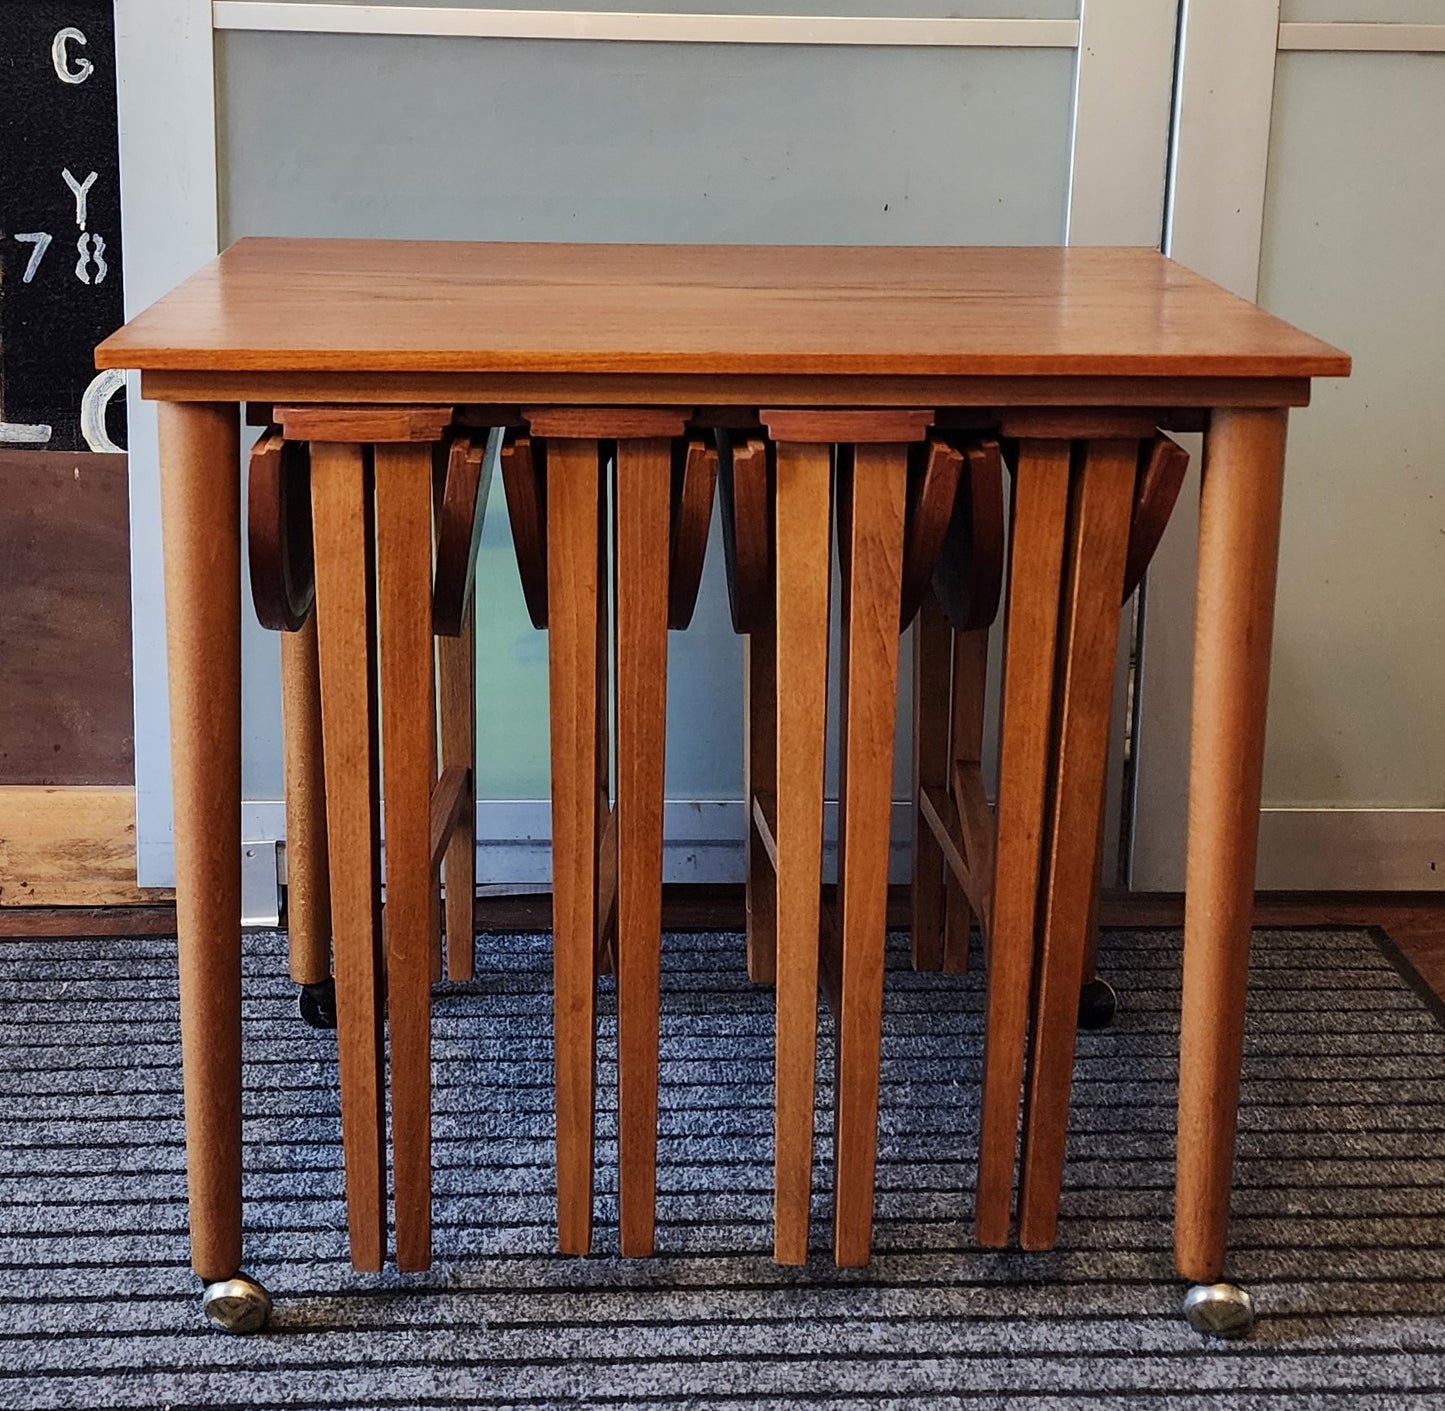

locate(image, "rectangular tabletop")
[[97, 239, 1349, 405]]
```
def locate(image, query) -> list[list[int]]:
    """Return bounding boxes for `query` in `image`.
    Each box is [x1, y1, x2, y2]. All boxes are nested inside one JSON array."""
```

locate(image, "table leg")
[[311, 441, 388, 1272], [376, 443, 439, 1272], [945, 626, 989, 975], [614, 437, 672, 1258], [157, 401, 245, 1287], [547, 440, 603, 1256], [975, 440, 1070, 1248], [1175, 408, 1289, 1307], [1016, 439, 1135, 1249], [439, 599, 477, 981], [281, 615, 331, 988], [772, 442, 831, 1266], [745, 618, 779, 985], [833, 444, 907, 1268], [910, 591, 951, 973]]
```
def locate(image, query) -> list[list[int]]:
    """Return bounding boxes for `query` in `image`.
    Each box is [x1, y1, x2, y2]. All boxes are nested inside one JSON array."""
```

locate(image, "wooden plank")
[[910, 590, 952, 971], [545, 438, 602, 1257], [944, 627, 990, 971], [771, 441, 831, 1266], [750, 791, 779, 873], [310, 439, 387, 1273], [1016, 439, 1136, 1250], [832, 443, 908, 1269], [526, 407, 688, 439], [975, 439, 1070, 1250], [275, 404, 452, 442], [614, 436, 672, 1259], [998, 408, 1162, 441], [438, 600, 477, 981], [744, 622, 778, 983], [141, 369, 1320, 412], [0, 451, 133, 787], [0, 787, 162, 907], [428, 765, 472, 872], [101, 242, 1349, 380], [280, 619, 330, 985], [376, 442, 438, 1272], [760, 409, 933, 443]]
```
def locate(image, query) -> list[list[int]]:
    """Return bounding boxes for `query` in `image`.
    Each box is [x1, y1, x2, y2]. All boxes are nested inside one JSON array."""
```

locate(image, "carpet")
[[3, 925, 1445, 1409]]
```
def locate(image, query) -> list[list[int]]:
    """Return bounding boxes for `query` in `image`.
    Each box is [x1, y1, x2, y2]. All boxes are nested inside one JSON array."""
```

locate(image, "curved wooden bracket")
[[932, 438, 1006, 634], [432, 432, 492, 637], [247, 428, 315, 633], [501, 430, 549, 630], [717, 432, 772, 636], [667, 436, 719, 630]]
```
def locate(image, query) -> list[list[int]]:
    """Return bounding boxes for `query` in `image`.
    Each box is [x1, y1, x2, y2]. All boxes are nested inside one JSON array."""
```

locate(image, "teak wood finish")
[[102, 239, 1346, 1316]]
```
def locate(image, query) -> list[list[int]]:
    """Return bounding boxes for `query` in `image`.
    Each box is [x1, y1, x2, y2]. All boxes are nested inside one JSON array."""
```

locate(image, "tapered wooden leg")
[[944, 627, 989, 974], [282, 615, 331, 986], [311, 441, 387, 1271], [772, 442, 831, 1266], [547, 439, 602, 1256], [1175, 407, 1289, 1284], [440, 598, 477, 981], [746, 617, 778, 984], [614, 437, 671, 1258], [975, 440, 1071, 1248], [157, 402, 243, 1284], [910, 592, 950, 972], [833, 444, 907, 1268], [1017, 440, 1136, 1250], [375, 443, 438, 1272]]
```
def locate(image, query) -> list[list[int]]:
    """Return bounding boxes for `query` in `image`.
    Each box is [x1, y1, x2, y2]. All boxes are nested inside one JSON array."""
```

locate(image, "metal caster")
[[201, 1274, 273, 1334], [1183, 1282, 1255, 1338], [298, 978, 337, 1030], [1077, 977, 1117, 1031]]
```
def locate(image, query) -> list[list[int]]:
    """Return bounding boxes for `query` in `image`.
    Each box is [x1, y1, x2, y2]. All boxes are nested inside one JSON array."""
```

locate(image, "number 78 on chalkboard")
[[14, 168, 109, 287]]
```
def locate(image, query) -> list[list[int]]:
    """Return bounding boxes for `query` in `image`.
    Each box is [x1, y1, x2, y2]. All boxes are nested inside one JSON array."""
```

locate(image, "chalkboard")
[[0, 1, 125, 453]]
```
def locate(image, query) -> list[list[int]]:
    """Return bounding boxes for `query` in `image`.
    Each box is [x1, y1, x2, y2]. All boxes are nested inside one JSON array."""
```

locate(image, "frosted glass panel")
[[1257, 52, 1445, 809], [219, 31, 1073, 802], [1281, 1, 1445, 20]]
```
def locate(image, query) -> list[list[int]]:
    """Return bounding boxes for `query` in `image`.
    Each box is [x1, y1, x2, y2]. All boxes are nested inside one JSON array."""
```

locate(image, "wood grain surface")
[[98, 241, 1349, 380]]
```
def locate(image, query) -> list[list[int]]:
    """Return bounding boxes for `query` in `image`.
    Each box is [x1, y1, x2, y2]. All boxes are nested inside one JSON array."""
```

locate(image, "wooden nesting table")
[[96, 238, 1348, 1333]]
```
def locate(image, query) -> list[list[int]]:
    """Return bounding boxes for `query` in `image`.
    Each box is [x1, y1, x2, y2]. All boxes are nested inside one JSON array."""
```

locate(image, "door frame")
[[116, 0, 1178, 887]]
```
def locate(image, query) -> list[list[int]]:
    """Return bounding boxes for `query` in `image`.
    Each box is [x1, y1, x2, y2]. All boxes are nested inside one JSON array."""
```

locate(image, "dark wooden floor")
[[3, 886, 1443, 1003]]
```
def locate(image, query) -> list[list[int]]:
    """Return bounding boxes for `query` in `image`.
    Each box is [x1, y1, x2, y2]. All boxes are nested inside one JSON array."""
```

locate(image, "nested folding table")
[[96, 239, 1348, 1333]]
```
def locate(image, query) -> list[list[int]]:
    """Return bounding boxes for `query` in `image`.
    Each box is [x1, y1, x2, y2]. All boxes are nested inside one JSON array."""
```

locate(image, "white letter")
[[81, 369, 126, 454], [14, 232, 53, 283], [62, 168, 97, 230], [52, 27, 93, 85]]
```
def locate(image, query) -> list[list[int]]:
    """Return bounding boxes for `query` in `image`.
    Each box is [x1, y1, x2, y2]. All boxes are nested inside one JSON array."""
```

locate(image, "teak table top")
[[98, 239, 1348, 406]]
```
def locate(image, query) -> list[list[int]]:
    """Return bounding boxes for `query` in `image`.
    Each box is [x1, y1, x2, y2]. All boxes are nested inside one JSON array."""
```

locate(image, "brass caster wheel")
[[202, 1274, 273, 1334], [299, 978, 337, 1029], [1077, 977, 1117, 1031], [1183, 1281, 1255, 1339]]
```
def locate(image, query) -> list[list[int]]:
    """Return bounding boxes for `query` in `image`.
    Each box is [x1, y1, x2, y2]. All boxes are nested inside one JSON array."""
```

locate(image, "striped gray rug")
[[3, 925, 1445, 1409]]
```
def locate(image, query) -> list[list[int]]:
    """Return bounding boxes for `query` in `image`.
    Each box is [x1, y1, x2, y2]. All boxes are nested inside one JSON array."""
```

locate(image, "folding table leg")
[[375, 442, 439, 1272], [281, 615, 331, 992], [546, 439, 603, 1257], [614, 437, 672, 1258], [439, 598, 477, 981], [944, 627, 989, 974], [311, 441, 387, 1273], [832, 444, 907, 1269], [1016, 439, 1135, 1250], [975, 440, 1070, 1248], [910, 590, 951, 973], [770, 442, 831, 1265], [746, 618, 779, 985]]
